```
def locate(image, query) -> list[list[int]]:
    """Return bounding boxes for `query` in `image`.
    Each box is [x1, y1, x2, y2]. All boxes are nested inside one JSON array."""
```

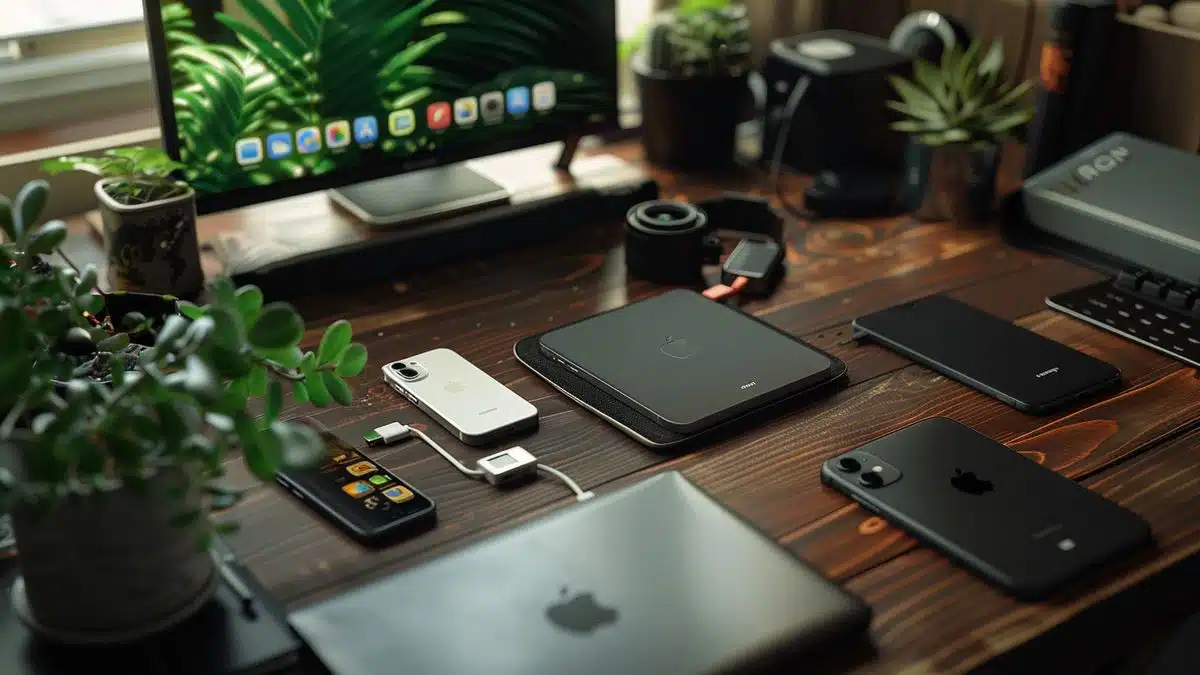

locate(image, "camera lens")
[[858, 472, 884, 488], [391, 362, 407, 371], [836, 457, 861, 473], [399, 368, 419, 379]]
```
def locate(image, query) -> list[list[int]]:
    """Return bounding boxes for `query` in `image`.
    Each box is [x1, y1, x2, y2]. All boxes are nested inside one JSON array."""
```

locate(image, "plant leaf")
[[979, 40, 1005, 77], [23, 220, 67, 256], [274, 420, 325, 470], [887, 76, 939, 114], [96, 332, 131, 352], [74, 264, 99, 295], [265, 380, 283, 424], [178, 301, 207, 320], [421, 11, 467, 27], [336, 343, 368, 377], [239, 414, 277, 482], [317, 320, 351, 365], [247, 364, 268, 397], [0, 195, 14, 242], [183, 355, 220, 401], [293, 381, 309, 403], [156, 315, 189, 347], [322, 371, 353, 405], [303, 360, 330, 407], [14, 179, 50, 241], [248, 302, 304, 349], [235, 285, 264, 323]]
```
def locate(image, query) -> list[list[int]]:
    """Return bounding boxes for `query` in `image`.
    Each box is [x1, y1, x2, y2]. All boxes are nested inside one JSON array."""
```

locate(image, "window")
[[1, 0, 142, 42], [619, 0, 655, 39], [0, 0, 150, 134]]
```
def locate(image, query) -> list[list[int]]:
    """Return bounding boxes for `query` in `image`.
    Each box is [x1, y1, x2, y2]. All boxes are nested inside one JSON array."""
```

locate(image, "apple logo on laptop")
[[545, 586, 618, 635], [444, 381, 467, 394], [659, 336, 695, 360], [951, 468, 994, 496]]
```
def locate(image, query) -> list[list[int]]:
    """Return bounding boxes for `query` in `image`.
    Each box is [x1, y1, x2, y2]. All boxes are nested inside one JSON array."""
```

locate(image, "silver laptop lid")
[[289, 472, 870, 675]]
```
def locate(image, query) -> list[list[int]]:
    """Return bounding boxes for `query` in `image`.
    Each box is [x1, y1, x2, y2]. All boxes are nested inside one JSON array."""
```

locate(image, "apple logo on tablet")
[[660, 336, 695, 360]]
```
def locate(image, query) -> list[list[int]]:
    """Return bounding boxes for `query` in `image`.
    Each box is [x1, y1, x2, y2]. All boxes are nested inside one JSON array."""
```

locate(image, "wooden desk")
[[64, 141, 1200, 675]]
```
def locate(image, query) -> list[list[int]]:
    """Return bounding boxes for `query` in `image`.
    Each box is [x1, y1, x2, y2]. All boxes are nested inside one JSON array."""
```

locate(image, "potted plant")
[[626, 0, 753, 170], [42, 147, 204, 298], [888, 40, 1035, 227], [1, 179, 368, 645]]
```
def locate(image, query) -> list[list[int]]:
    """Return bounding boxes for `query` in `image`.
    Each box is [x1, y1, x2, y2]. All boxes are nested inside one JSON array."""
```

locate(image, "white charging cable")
[[366, 422, 594, 501]]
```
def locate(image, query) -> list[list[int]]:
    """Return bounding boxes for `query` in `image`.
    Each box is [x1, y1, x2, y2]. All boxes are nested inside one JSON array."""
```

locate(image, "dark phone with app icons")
[[275, 421, 436, 545], [820, 417, 1152, 600]]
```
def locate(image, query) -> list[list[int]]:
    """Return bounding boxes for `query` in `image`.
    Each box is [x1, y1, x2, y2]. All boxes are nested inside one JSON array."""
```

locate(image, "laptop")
[[289, 472, 871, 675], [537, 290, 839, 434]]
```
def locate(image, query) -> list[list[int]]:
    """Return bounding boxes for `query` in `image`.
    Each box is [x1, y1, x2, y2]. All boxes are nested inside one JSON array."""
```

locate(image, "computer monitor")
[[143, 1, 619, 222]]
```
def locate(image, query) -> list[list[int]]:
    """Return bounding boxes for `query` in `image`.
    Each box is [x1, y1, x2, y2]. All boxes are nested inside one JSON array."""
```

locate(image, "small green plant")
[[42, 147, 191, 207], [625, 0, 752, 76], [887, 40, 1035, 147], [1, 179, 367, 544]]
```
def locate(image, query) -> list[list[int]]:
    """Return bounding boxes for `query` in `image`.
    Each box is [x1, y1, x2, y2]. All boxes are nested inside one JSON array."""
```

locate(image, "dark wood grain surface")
[[62, 140, 1200, 675]]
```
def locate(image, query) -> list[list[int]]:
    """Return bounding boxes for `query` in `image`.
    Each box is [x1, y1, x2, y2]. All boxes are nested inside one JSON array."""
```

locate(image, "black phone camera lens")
[[399, 368, 419, 378], [836, 457, 861, 473], [391, 363, 406, 371], [858, 472, 884, 488]]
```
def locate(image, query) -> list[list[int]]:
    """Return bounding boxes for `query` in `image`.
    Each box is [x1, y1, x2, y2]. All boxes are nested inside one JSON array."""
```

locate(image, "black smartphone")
[[821, 417, 1153, 600], [852, 295, 1122, 414], [275, 421, 436, 545]]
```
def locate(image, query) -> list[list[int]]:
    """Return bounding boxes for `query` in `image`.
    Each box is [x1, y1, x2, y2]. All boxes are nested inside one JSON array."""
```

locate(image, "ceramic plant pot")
[[903, 140, 1001, 227], [96, 179, 203, 298], [9, 468, 216, 645], [635, 55, 749, 171]]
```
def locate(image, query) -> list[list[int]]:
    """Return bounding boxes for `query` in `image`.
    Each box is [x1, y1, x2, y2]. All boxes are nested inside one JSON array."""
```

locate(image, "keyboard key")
[[1115, 269, 1148, 290], [1166, 288, 1194, 309], [1142, 278, 1171, 298]]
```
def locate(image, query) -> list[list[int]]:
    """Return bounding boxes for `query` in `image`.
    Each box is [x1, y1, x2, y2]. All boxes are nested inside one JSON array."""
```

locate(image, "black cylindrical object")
[[634, 58, 748, 171], [624, 200, 715, 285]]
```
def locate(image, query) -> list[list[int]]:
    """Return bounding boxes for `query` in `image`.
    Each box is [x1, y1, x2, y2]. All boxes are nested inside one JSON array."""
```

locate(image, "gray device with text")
[[383, 348, 538, 445], [289, 472, 871, 675]]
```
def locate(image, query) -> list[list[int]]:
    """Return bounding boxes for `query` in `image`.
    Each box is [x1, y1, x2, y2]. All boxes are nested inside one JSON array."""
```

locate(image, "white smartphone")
[[382, 348, 539, 446]]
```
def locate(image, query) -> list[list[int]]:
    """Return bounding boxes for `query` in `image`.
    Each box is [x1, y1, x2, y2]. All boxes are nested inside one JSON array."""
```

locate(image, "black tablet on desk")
[[538, 289, 839, 434]]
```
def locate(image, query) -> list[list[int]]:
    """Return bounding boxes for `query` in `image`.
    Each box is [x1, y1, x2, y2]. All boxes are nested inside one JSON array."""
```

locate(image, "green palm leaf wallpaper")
[[155, 0, 617, 197]]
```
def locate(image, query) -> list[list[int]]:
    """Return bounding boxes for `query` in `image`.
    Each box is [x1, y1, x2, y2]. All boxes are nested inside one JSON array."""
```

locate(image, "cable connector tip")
[[366, 422, 412, 447], [576, 491, 596, 502]]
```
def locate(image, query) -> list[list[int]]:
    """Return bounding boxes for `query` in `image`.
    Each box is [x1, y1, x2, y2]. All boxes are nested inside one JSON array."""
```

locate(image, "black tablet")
[[539, 290, 838, 434]]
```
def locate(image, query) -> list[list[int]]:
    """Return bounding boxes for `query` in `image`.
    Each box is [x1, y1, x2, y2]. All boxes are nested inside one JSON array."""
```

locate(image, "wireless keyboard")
[[1046, 271, 1200, 369]]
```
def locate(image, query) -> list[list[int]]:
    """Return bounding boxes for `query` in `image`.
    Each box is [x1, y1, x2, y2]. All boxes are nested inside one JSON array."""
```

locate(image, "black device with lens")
[[624, 192, 787, 294], [826, 451, 902, 490], [275, 420, 436, 545]]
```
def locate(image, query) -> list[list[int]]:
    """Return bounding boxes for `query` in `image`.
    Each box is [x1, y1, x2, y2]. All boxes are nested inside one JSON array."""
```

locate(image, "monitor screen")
[[145, 0, 619, 213]]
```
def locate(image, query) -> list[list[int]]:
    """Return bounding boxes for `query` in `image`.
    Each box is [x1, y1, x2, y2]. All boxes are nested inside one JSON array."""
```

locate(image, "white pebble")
[[1171, 1, 1200, 30], [1135, 4, 1170, 22]]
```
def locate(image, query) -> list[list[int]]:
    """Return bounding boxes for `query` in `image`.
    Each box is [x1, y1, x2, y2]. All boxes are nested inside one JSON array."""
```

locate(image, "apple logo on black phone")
[[951, 468, 994, 495], [545, 586, 619, 635], [660, 336, 694, 360]]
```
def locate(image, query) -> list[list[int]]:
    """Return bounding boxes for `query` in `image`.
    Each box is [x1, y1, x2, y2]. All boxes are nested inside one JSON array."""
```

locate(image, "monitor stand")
[[328, 135, 582, 228], [328, 164, 511, 228]]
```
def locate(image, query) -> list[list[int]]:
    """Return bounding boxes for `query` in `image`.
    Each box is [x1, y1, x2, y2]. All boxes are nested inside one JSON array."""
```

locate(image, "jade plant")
[[626, 0, 752, 76], [887, 40, 1035, 148], [0, 180, 366, 542], [42, 147, 191, 207]]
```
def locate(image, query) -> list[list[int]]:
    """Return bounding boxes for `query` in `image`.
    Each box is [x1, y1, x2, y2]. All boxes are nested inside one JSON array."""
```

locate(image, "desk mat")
[[514, 335, 848, 451]]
